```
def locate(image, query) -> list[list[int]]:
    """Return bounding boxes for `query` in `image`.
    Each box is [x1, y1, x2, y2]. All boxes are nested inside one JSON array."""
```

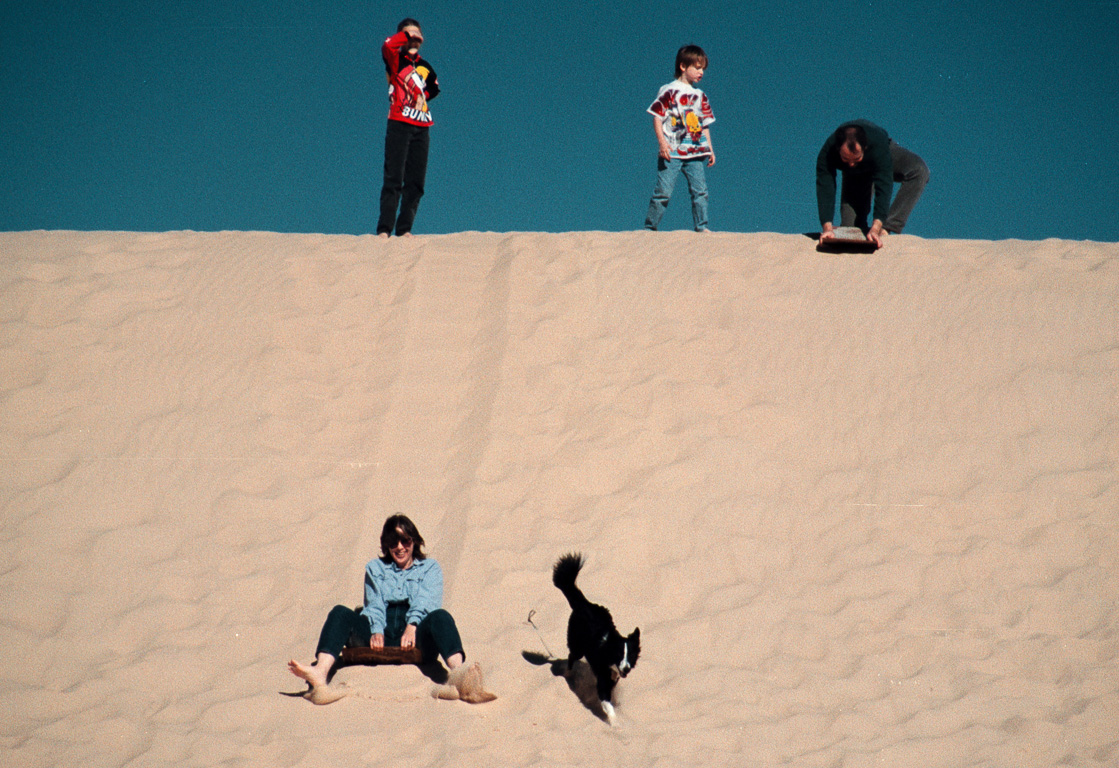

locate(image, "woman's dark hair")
[[397, 18, 421, 32], [380, 514, 427, 561], [837, 124, 867, 153], [675, 44, 708, 77]]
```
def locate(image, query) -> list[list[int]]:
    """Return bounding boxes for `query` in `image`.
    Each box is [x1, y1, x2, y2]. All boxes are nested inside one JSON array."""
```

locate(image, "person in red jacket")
[[377, 19, 440, 237]]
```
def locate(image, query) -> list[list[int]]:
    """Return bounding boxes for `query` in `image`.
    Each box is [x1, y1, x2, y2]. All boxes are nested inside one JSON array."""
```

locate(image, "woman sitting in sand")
[[288, 514, 491, 703]]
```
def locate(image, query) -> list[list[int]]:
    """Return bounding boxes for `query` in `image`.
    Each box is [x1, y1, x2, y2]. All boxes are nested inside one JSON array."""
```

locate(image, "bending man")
[[817, 119, 928, 248]]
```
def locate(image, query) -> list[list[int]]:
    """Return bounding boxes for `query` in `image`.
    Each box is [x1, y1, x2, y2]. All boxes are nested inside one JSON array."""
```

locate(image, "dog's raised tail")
[[552, 552, 586, 605]]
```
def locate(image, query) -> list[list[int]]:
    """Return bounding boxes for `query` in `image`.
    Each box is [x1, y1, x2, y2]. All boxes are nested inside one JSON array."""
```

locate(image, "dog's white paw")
[[601, 700, 617, 726]]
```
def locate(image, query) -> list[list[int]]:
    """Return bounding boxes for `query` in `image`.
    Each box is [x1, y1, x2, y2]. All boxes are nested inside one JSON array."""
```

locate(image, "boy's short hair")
[[675, 44, 708, 76], [397, 17, 421, 32]]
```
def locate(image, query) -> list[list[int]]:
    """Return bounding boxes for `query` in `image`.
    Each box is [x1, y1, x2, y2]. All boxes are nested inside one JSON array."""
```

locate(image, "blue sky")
[[2, 1, 1116, 240]]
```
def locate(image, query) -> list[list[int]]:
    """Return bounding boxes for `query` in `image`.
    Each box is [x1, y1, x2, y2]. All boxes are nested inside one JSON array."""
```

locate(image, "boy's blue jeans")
[[645, 156, 709, 231]]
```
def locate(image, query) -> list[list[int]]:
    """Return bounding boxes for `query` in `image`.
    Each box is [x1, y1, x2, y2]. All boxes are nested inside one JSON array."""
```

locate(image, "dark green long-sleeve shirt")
[[816, 119, 893, 226]]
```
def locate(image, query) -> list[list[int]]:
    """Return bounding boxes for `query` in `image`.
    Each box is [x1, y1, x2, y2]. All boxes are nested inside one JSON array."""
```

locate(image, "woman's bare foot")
[[457, 662, 497, 703], [433, 661, 496, 703], [289, 656, 351, 705], [288, 658, 329, 688]]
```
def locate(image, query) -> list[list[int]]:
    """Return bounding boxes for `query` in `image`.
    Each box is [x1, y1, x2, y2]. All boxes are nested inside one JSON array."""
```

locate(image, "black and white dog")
[[552, 553, 640, 725]]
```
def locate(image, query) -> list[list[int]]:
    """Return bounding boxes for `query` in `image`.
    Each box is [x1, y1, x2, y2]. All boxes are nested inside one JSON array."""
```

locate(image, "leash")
[[526, 609, 556, 660]]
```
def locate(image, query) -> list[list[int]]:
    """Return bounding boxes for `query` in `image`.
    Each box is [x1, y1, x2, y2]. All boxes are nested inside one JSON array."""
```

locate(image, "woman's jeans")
[[315, 603, 464, 665]]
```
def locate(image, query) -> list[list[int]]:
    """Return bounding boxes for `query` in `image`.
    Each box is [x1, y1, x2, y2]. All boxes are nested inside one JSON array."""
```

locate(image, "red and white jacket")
[[382, 31, 439, 127]]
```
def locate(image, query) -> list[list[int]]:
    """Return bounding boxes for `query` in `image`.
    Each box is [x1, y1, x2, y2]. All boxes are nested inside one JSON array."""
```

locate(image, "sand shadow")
[[522, 650, 611, 723]]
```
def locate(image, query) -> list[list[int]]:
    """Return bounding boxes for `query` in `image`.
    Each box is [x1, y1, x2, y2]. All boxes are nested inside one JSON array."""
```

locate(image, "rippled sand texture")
[[1, 230, 1116, 767]]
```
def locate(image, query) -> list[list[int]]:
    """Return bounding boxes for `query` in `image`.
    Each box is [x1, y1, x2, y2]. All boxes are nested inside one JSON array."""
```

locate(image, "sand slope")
[[1, 230, 1116, 767]]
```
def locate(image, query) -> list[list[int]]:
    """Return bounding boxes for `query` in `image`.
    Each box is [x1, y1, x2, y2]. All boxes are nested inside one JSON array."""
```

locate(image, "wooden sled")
[[339, 646, 424, 665], [816, 226, 878, 254]]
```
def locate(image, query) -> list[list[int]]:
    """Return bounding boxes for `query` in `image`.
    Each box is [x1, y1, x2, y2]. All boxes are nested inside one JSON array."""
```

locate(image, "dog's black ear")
[[630, 627, 640, 642]]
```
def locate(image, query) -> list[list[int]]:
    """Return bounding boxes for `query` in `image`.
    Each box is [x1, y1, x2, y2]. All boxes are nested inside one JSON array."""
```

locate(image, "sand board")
[[339, 646, 424, 665], [816, 226, 877, 253]]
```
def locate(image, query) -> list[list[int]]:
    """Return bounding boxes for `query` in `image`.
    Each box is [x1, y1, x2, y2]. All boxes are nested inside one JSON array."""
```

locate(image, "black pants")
[[377, 120, 430, 236], [315, 604, 464, 665]]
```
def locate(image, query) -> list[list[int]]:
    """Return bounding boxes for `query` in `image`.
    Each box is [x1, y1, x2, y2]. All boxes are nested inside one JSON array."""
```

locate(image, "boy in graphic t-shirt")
[[644, 45, 716, 232], [378, 18, 440, 237]]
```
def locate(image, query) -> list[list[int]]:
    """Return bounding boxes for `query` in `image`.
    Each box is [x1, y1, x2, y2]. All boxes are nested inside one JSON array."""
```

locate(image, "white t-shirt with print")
[[647, 80, 715, 160]]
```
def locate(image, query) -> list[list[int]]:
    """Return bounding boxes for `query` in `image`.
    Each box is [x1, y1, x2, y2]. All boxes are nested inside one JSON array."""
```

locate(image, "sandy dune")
[[1, 230, 1116, 767]]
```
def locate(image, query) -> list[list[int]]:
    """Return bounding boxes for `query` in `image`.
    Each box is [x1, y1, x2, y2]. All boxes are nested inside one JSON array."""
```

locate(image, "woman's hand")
[[400, 624, 418, 650], [370, 633, 385, 649]]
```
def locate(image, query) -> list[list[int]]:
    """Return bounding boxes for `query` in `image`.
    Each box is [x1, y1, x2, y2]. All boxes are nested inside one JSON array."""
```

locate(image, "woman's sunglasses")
[[385, 533, 413, 548]]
